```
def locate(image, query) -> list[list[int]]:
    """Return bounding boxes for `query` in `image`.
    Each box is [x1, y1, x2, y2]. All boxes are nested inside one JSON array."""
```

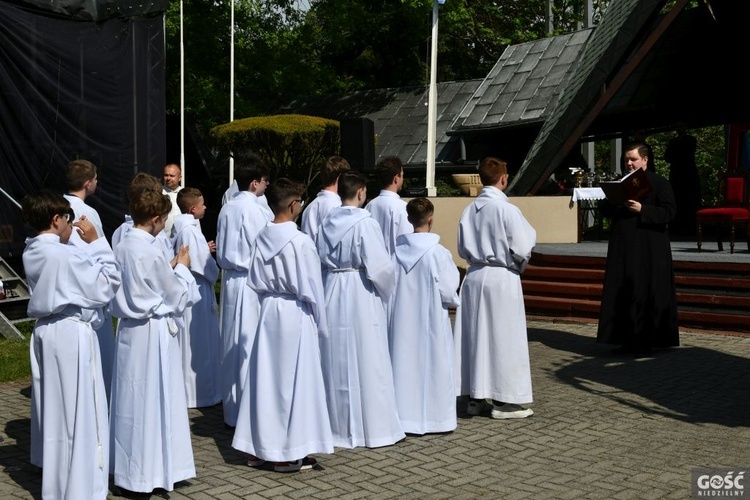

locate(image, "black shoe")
[[631, 346, 653, 357], [611, 345, 652, 356], [610, 345, 636, 355], [112, 486, 152, 498]]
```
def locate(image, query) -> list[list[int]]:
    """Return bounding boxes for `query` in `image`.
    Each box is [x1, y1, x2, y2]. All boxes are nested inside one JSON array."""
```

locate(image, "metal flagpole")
[[180, 0, 186, 186], [0, 187, 21, 209], [228, 0, 235, 186], [425, 0, 444, 197]]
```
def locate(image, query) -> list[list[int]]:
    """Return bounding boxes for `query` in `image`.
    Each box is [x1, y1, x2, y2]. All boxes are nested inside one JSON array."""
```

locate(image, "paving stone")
[[1, 321, 749, 498]]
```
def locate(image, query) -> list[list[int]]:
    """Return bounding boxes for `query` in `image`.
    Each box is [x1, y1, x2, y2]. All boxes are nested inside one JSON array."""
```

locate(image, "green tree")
[[164, 0, 312, 133], [210, 114, 339, 191], [166, 1, 606, 132]]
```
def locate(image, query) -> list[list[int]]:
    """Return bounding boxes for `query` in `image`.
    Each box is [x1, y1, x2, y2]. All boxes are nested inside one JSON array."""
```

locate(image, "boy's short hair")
[[131, 189, 172, 225], [374, 156, 403, 188], [478, 157, 508, 186], [406, 197, 434, 227], [337, 171, 367, 200], [320, 156, 351, 186], [22, 190, 73, 233], [66, 159, 97, 192], [127, 172, 162, 203], [176, 187, 203, 214], [624, 141, 650, 159], [265, 178, 304, 215], [234, 152, 270, 190]]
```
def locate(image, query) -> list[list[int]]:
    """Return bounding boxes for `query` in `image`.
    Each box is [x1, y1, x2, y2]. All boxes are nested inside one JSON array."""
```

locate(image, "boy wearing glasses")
[[232, 178, 333, 473], [109, 189, 198, 495], [215, 154, 273, 427], [22, 190, 121, 500]]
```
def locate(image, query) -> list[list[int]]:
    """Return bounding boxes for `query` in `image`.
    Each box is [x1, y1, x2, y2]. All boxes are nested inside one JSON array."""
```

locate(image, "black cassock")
[[597, 170, 680, 348]]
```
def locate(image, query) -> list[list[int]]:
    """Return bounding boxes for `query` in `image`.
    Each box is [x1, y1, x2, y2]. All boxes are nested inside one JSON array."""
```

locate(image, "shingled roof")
[[451, 29, 592, 134], [510, 0, 750, 195], [279, 0, 748, 191], [278, 80, 482, 167], [278, 29, 591, 169]]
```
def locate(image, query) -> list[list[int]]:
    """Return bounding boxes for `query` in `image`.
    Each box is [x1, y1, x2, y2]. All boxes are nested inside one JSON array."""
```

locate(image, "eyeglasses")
[[58, 213, 72, 223], [260, 178, 270, 185], [289, 199, 304, 209]]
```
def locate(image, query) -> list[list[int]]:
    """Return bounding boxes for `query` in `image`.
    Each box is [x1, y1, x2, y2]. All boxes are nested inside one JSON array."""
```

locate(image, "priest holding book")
[[596, 141, 679, 355]]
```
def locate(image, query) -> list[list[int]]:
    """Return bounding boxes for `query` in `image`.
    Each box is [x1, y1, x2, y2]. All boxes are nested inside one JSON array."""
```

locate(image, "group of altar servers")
[[22, 153, 537, 498]]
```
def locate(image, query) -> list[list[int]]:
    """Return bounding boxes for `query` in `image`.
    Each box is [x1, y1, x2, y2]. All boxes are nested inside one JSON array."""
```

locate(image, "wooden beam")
[[531, 0, 692, 194]]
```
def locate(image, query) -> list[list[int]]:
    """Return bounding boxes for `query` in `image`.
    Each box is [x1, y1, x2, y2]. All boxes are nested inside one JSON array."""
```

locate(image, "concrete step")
[[523, 252, 750, 333]]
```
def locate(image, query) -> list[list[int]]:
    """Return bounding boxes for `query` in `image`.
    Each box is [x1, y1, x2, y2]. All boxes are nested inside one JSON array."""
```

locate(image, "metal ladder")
[[0, 256, 30, 339]]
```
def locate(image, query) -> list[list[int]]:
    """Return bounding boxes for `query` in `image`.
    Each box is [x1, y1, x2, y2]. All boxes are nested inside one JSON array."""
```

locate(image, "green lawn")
[[0, 321, 32, 383]]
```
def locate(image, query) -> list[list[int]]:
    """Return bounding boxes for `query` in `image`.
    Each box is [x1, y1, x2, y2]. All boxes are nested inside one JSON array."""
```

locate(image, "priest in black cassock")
[[596, 141, 679, 354]]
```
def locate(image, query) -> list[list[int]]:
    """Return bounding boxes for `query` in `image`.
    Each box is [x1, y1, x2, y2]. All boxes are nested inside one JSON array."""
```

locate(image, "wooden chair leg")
[[730, 224, 736, 254], [716, 224, 724, 252], [697, 222, 702, 252]]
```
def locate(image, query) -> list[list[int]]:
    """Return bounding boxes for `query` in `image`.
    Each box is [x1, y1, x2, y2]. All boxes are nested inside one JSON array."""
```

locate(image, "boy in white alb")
[[390, 197, 459, 435], [215, 155, 272, 427], [233, 178, 333, 473], [300, 156, 350, 241], [62, 159, 116, 402], [317, 171, 404, 448], [172, 187, 221, 408], [455, 157, 537, 420], [112, 172, 175, 261], [22, 190, 121, 500], [364, 156, 413, 255], [110, 189, 198, 494]]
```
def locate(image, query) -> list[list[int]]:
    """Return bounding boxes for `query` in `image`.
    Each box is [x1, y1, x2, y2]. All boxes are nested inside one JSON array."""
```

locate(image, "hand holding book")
[[599, 168, 652, 206]]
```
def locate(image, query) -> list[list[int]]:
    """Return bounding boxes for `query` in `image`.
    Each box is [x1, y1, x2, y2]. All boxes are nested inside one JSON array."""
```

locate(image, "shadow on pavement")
[[1, 417, 40, 499], [529, 327, 750, 428], [189, 405, 246, 467]]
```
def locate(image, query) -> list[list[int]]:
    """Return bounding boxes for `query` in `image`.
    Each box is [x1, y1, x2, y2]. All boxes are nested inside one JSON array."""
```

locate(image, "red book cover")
[[599, 168, 652, 205]]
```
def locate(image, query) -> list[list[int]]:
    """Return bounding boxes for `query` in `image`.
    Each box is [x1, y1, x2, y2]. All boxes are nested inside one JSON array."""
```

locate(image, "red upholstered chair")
[[696, 173, 750, 253]]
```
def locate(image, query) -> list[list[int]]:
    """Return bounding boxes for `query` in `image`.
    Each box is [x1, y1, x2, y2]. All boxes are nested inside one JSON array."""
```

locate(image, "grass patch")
[[0, 321, 32, 383]]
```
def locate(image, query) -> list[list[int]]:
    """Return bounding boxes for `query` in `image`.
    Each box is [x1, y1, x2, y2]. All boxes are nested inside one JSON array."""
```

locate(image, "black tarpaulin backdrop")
[[0, 0, 166, 257]]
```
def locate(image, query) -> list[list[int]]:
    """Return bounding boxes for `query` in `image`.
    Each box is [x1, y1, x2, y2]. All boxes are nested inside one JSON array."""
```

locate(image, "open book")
[[599, 168, 652, 205]]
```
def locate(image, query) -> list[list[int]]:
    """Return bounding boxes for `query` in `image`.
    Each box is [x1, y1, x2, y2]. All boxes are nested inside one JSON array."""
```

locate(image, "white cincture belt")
[[329, 267, 362, 273], [469, 262, 519, 275], [37, 314, 91, 327]]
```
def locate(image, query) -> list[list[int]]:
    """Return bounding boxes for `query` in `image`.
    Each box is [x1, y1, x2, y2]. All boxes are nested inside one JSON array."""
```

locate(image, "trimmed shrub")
[[211, 114, 340, 191]]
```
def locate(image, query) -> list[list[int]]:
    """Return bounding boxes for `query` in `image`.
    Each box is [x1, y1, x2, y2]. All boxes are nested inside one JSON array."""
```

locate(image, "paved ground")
[[1, 320, 749, 499]]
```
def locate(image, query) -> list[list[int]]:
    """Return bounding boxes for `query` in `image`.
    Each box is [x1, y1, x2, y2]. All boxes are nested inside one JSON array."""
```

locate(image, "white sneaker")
[[467, 399, 492, 416], [491, 403, 534, 419]]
